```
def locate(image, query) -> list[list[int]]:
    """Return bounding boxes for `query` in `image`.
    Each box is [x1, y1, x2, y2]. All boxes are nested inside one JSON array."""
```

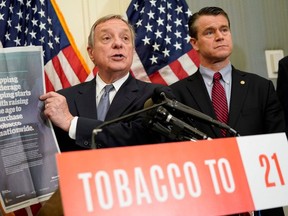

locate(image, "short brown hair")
[[188, 7, 230, 39]]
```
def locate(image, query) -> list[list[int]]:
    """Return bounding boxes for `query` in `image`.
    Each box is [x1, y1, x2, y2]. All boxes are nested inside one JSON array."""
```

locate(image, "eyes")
[[203, 26, 230, 38], [100, 34, 131, 44]]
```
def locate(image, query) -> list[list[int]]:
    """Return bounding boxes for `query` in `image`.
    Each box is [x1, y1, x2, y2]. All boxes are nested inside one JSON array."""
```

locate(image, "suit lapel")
[[186, 71, 221, 137], [105, 75, 139, 120], [187, 71, 216, 119], [72, 75, 139, 121], [189, 69, 250, 137], [74, 78, 97, 118], [228, 69, 249, 128]]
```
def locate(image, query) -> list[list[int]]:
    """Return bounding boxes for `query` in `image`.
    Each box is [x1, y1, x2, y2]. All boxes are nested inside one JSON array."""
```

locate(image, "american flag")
[[0, 0, 89, 215], [127, 0, 200, 85], [0, 0, 89, 92]]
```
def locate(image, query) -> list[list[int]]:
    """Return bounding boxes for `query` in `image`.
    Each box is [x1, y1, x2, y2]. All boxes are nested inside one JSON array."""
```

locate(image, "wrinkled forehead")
[[95, 19, 131, 34], [196, 15, 229, 31]]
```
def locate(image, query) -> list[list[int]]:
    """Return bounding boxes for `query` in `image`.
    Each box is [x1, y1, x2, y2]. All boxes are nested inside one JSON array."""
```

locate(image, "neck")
[[200, 57, 230, 72], [98, 71, 129, 84]]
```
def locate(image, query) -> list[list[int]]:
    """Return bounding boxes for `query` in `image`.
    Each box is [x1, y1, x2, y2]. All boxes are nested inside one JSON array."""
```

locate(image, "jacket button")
[[84, 141, 89, 146]]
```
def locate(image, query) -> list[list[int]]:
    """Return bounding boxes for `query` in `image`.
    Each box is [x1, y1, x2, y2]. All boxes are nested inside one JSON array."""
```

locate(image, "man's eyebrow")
[[99, 27, 130, 32], [203, 24, 229, 31], [203, 26, 215, 31]]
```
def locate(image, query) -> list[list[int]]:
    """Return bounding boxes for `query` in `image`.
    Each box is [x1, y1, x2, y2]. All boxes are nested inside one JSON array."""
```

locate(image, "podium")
[[56, 133, 288, 216]]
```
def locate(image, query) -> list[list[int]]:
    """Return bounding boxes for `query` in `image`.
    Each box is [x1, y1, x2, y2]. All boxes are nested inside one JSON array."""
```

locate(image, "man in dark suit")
[[277, 56, 288, 136], [37, 14, 170, 216], [170, 7, 285, 216], [40, 14, 166, 152]]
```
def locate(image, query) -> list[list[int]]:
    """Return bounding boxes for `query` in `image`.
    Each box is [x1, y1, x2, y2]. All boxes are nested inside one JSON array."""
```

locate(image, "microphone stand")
[[153, 106, 210, 141], [92, 94, 240, 149], [160, 93, 240, 137], [91, 101, 167, 149]]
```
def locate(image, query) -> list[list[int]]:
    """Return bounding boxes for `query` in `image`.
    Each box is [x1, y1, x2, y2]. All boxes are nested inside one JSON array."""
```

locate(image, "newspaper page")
[[0, 46, 60, 213]]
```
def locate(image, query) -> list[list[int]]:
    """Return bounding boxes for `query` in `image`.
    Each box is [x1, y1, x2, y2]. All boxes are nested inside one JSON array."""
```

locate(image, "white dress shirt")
[[68, 73, 129, 139]]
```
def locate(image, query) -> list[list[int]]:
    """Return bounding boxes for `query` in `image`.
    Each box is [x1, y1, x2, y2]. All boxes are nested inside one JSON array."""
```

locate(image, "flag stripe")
[[58, 50, 82, 87], [52, 54, 72, 89], [169, 59, 190, 80], [158, 65, 180, 85], [149, 71, 168, 85], [178, 50, 198, 76], [45, 72, 55, 93], [131, 51, 199, 86], [50, 0, 90, 76], [62, 46, 88, 82], [187, 49, 200, 70], [45, 61, 63, 91], [130, 51, 152, 83]]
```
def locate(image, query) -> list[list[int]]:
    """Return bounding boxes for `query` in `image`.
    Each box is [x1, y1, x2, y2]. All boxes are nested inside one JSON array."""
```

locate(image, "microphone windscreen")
[[144, 98, 154, 108], [152, 86, 175, 103]]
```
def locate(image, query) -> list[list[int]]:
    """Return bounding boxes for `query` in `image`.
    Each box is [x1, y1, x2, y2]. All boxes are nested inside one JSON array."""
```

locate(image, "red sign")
[[56, 133, 288, 216]]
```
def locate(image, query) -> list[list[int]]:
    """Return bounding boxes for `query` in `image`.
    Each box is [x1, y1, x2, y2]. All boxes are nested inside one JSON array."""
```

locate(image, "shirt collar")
[[96, 72, 129, 93], [199, 63, 232, 86]]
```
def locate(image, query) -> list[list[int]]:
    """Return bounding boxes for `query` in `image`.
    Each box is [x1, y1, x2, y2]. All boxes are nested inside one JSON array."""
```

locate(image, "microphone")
[[143, 119, 178, 141], [144, 86, 175, 108], [152, 87, 239, 137], [91, 100, 167, 149], [152, 86, 176, 103], [144, 98, 154, 108], [151, 106, 209, 140]]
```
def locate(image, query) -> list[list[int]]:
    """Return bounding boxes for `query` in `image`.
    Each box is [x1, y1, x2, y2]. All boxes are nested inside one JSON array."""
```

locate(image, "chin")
[[112, 68, 130, 74], [217, 52, 231, 59]]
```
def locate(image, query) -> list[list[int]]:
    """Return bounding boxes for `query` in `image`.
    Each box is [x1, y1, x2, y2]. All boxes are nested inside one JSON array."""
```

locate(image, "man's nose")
[[215, 30, 224, 40], [112, 37, 123, 48]]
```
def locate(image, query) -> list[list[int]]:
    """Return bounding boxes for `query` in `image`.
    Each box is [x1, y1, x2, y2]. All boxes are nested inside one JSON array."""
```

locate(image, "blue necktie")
[[97, 84, 114, 121]]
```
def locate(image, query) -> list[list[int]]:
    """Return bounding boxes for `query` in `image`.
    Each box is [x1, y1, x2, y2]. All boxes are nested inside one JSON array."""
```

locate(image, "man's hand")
[[39, 92, 73, 132]]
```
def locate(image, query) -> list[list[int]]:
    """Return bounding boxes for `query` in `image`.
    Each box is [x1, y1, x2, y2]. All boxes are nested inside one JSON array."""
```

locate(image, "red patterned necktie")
[[212, 72, 228, 136]]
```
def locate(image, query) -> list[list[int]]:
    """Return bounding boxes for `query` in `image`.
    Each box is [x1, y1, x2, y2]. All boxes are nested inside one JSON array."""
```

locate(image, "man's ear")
[[190, 38, 199, 51], [87, 46, 94, 61]]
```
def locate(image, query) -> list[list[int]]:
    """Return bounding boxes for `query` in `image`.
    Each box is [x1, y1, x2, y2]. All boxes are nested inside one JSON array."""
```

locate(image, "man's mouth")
[[215, 45, 228, 49], [111, 54, 125, 58]]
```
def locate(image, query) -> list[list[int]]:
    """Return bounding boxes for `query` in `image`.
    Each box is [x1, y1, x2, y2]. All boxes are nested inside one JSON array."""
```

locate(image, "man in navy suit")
[[170, 7, 285, 216], [40, 14, 166, 152], [37, 14, 173, 216]]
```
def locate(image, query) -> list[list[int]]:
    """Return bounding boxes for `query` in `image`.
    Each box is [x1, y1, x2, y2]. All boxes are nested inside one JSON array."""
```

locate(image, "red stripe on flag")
[[187, 49, 200, 67], [62, 46, 88, 82], [45, 71, 55, 92], [169, 60, 189, 80], [52, 55, 72, 89], [149, 71, 168, 85]]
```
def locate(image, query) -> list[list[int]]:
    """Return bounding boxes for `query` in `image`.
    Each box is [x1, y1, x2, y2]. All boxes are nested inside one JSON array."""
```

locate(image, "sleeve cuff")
[[68, 116, 78, 139]]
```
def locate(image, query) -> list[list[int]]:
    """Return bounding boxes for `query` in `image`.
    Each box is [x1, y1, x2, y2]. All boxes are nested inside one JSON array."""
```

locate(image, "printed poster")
[[0, 46, 59, 213]]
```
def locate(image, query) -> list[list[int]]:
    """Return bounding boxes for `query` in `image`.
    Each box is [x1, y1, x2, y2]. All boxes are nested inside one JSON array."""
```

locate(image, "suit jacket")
[[40, 69, 284, 216], [170, 67, 285, 216], [170, 67, 285, 138], [277, 56, 288, 135], [54, 74, 166, 152]]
